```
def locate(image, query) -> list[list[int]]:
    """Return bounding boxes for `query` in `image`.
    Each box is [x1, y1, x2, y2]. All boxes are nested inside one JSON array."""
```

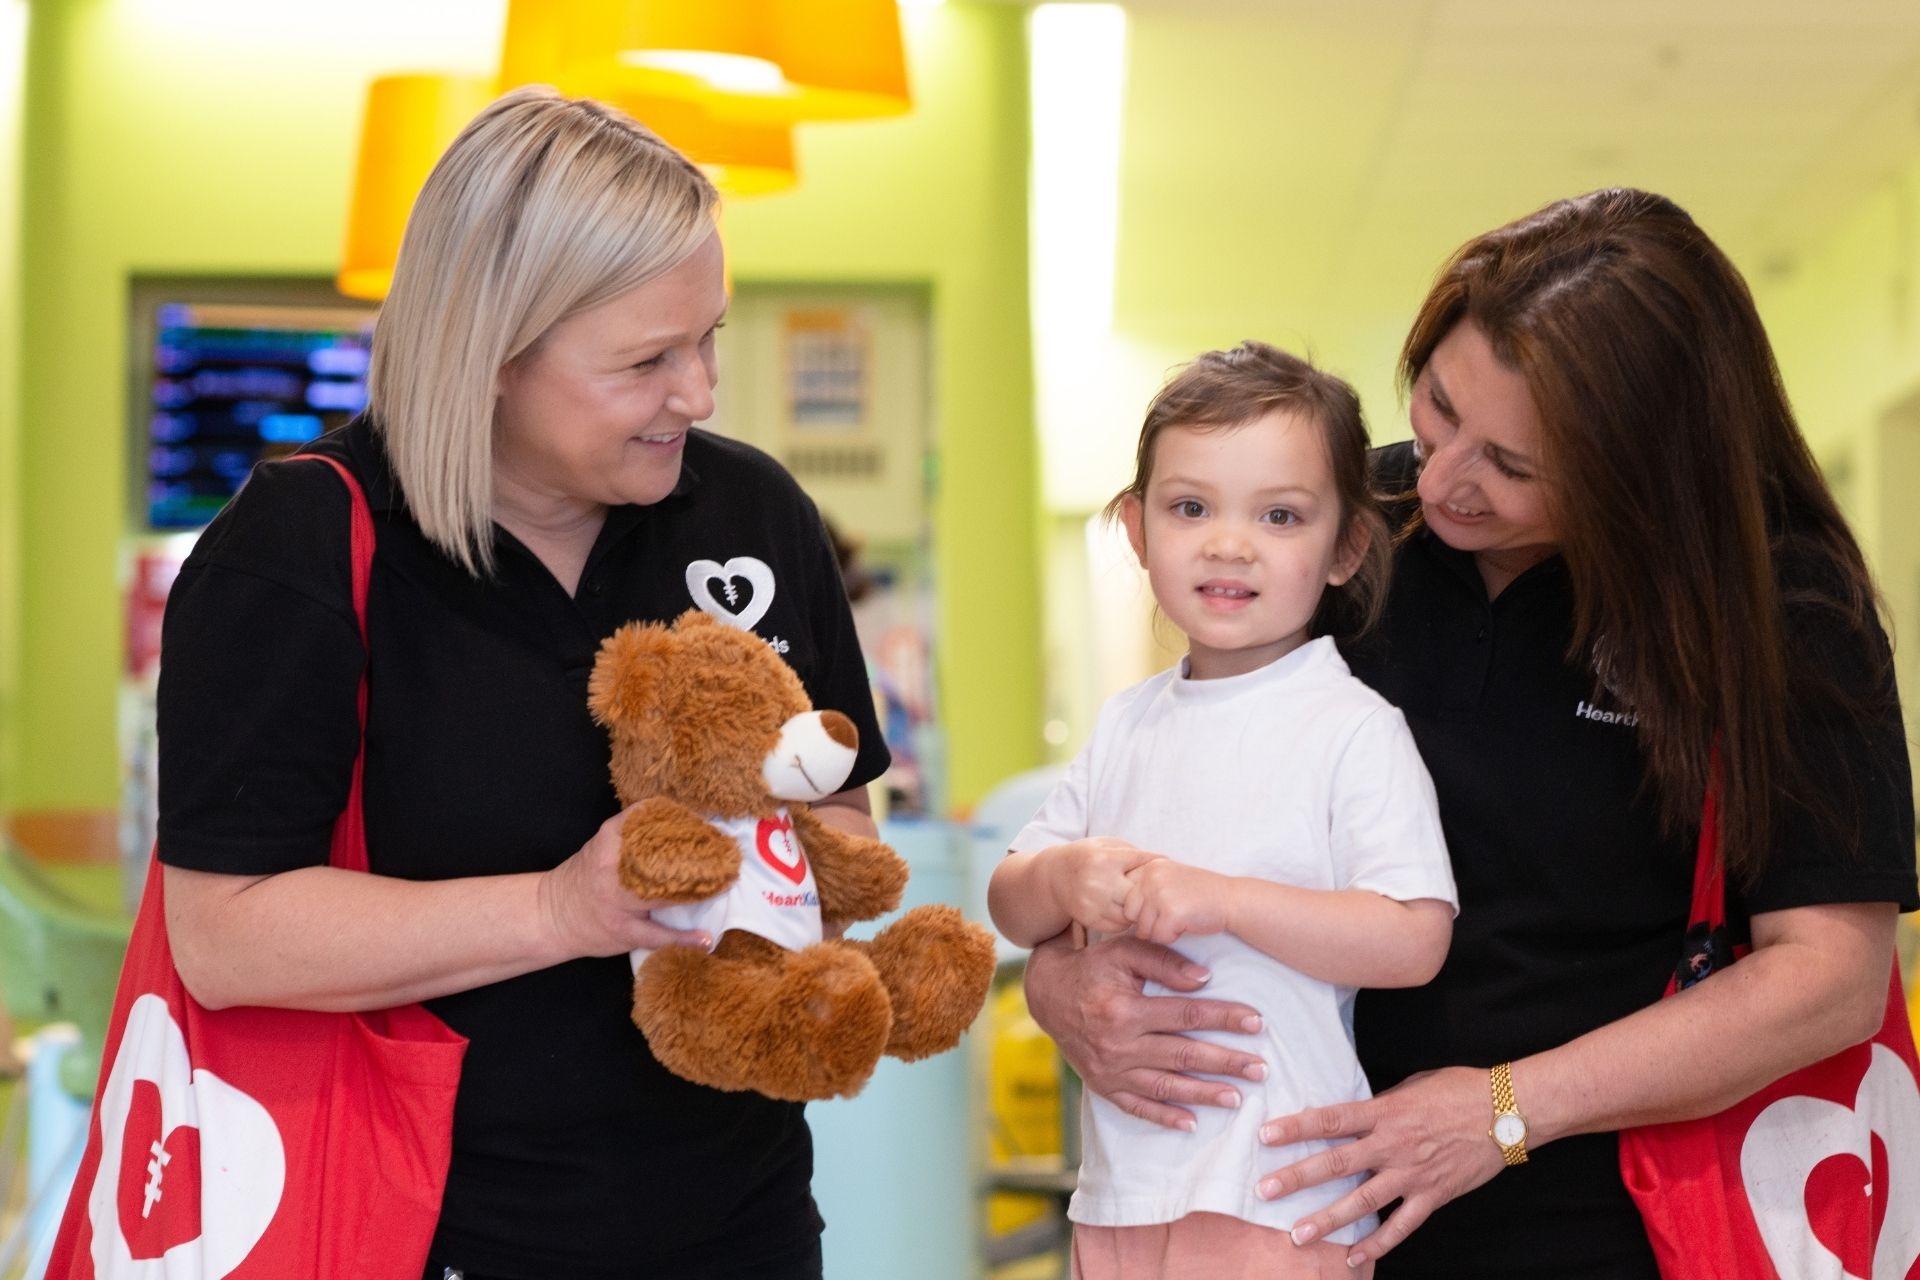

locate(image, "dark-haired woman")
[[1022, 187, 1918, 1278]]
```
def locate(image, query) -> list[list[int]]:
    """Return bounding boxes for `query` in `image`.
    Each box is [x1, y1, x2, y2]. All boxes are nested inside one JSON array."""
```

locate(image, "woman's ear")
[[1328, 518, 1370, 587], [1119, 494, 1147, 567]]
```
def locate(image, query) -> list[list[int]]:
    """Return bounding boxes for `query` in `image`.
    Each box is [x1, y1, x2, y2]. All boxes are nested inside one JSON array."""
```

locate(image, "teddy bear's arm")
[[788, 804, 908, 929], [618, 797, 743, 903]]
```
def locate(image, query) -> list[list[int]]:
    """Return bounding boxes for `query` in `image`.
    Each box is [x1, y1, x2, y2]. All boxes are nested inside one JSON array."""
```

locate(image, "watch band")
[[1489, 1061, 1529, 1166]]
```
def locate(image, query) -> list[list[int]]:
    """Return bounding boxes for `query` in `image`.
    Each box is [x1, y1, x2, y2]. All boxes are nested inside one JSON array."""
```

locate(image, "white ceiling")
[[1126, 1, 1920, 268], [1111, 0, 1920, 323], [996, 0, 1920, 502]]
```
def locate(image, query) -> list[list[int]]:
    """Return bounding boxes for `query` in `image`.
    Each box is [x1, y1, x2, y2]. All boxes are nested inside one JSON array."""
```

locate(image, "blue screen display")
[[145, 301, 376, 529]]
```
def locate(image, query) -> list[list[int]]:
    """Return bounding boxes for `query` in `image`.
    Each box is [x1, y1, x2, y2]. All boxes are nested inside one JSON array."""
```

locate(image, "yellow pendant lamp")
[[608, 93, 798, 197], [499, 1, 799, 194], [500, 0, 911, 125], [336, 73, 495, 301]]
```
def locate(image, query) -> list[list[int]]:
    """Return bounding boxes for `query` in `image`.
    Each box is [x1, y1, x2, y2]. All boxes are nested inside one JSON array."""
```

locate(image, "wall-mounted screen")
[[131, 279, 377, 530]]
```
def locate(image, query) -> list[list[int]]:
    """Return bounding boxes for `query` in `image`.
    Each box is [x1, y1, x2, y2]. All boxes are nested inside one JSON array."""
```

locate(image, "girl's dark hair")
[[1402, 187, 1881, 886], [1105, 340, 1391, 638]]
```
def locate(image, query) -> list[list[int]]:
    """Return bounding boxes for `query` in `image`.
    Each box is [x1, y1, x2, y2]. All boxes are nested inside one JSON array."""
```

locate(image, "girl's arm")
[[1124, 860, 1453, 988], [989, 837, 1160, 948], [165, 803, 713, 1012], [1260, 899, 1896, 1266]]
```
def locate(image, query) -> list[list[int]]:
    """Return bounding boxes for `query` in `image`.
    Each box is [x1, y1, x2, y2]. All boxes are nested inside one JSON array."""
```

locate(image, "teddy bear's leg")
[[633, 931, 894, 1102], [846, 904, 997, 1062]]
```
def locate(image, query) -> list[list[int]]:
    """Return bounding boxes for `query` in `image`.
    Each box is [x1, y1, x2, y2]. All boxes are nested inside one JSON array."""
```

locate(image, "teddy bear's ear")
[[588, 621, 678, 727], [674, 608, 719, 633]]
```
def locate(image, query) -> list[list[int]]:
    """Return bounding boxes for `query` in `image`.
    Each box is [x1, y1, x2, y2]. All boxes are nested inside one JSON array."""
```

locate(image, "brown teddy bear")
[[588, 609, 997, 1102]]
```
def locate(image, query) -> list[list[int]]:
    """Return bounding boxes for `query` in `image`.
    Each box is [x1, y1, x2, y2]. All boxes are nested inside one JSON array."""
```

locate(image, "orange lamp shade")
[[337, 73, 496, 301], [500, 0, 910, 126], [611, 93, 799, 198]]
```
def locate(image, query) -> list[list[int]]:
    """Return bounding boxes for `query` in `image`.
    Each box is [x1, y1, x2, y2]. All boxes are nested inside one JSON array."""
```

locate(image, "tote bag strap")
[[298, 452, 376, 876], [1663, 743, 1739, 999], [1689, 750, 1727, 931]]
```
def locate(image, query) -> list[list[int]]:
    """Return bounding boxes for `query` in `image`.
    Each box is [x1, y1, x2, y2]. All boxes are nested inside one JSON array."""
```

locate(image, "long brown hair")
[[1402, 187, 1880, 886], [1106, 341, 1393, 638]]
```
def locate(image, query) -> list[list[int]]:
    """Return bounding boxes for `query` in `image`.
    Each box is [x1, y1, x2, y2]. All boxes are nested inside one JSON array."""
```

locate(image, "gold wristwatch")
[[1488, 1062, 1529, 1166]]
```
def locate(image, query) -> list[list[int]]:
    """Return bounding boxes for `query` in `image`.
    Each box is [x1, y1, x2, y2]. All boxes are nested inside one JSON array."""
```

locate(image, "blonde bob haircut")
[[368, 85, 720, 574]]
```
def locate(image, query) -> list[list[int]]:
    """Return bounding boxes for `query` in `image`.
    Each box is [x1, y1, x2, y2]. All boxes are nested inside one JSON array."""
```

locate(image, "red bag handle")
[[1662, 745, 1738, 998], [299, 453, 376, 876]]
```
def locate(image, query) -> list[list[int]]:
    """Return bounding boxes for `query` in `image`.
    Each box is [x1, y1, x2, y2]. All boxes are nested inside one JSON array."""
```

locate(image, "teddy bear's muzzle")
[[761, 710, 859, 801]]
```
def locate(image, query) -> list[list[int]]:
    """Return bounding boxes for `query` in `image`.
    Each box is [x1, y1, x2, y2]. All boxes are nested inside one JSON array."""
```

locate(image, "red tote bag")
[[1620, 778, 1920, 1280], [44, 456, 468, 1280]]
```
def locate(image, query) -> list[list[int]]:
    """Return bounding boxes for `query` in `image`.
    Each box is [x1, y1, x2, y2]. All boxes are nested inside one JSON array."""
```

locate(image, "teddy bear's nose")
[[762, 710, 859, 801], [820, 711, 857, 750]]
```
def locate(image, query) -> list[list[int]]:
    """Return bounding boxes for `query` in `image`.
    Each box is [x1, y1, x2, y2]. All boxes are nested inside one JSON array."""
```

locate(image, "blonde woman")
[[159, 88, 888, 1279]]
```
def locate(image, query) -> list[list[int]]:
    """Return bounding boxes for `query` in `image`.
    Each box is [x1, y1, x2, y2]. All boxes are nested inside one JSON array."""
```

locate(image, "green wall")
[[11, 1, 1039, 817], [1756, 156, 1920, 545], [0, 1, 23, 812], [726, 4, 1041, 813], [17, 0, 449, 812], [1755, 155, 1920, 766]]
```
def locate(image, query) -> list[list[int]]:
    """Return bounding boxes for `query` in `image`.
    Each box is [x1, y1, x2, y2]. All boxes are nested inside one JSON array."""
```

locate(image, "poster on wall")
[[782, 306, 872, 435]]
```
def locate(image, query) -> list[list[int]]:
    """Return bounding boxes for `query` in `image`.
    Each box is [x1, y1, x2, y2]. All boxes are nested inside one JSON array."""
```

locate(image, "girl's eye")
[[1172, 499, 1206, 518], [1262, 508, 1299, 527]]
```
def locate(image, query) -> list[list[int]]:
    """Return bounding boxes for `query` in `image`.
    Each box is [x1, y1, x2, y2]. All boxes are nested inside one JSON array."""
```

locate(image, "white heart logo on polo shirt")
[[90, 994, 285, 1278], [1739, 1043, 1920, 1279], [685, 557, 776, 631]]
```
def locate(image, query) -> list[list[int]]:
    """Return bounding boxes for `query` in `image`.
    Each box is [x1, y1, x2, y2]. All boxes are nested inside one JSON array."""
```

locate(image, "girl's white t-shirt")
[[1009, 636, 1458, 1240]]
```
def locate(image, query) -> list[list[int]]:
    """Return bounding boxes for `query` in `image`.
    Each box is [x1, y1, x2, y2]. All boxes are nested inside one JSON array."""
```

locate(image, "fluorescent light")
[[1030, 3, 1125, 338], [1030, 3, 1127, 512]]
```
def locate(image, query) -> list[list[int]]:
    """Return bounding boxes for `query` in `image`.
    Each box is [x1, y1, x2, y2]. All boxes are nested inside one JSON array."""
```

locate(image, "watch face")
[[1493, 1114, 1527, 1147]]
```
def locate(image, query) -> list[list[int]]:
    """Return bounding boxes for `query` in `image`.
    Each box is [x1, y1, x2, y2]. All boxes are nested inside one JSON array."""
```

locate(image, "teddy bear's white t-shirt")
[[1009, 637, 1457, 1242], [630, 810, 824, 966]]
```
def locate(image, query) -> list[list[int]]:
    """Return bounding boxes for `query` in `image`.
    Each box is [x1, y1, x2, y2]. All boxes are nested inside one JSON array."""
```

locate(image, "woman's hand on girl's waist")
[[1023, 931, 1268, 1132]]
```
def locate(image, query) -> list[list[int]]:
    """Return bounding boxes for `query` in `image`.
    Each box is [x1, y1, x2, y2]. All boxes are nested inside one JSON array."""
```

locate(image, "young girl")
[[989, 341, 1457, 1280]]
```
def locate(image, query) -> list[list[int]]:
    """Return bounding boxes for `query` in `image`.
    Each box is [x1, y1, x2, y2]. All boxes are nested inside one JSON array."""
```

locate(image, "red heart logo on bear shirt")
[[116, 1078, 204, 1260], [756, 815, 808, 885]]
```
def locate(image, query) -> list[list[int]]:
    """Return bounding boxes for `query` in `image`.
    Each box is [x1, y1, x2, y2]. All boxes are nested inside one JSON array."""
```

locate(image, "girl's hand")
[[537, 807, 716, 959], [1123, 859, 1230, 945], [1052, 836, 1162, 935], [1024, 932, 1267, 1131], [1256, 1066, 1505, 1266]]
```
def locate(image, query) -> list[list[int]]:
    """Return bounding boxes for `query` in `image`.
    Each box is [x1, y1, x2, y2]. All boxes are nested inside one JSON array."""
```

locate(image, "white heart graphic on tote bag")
[[1740, 1043, 1920, 1280], [90, 993, 286, 1279], [685, 557, 776, 631]]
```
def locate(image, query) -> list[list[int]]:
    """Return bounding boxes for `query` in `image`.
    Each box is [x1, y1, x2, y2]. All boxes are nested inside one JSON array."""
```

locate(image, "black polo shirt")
[[157, 417, 889, 1279], [1346, 442, 1917, 1280]]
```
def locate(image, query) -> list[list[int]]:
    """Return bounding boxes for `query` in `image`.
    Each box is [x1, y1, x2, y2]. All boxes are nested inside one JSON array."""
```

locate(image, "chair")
[[0, 844, 132, 1050], [0, 842, 132, 1278]]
